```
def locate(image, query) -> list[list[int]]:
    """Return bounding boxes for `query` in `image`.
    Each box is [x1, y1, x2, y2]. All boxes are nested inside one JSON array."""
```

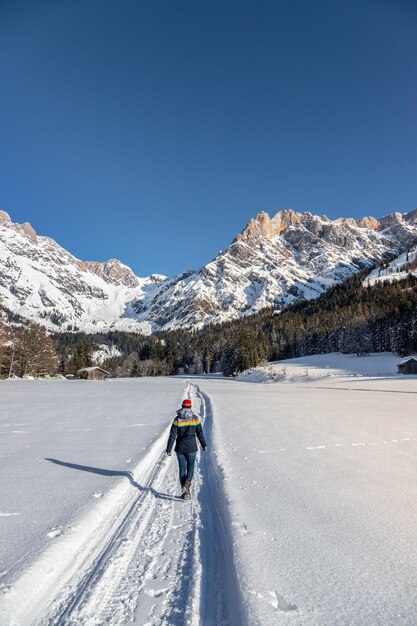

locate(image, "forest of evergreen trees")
[[51, 271, 417, 378]]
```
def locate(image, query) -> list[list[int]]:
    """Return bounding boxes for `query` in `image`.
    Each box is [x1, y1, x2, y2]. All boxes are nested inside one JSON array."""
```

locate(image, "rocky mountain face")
[[0, 210, 164, 333], [1, 208, 417, 334]]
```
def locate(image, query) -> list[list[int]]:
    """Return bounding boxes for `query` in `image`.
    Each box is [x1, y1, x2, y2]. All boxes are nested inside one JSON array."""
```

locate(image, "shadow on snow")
[[44, 457, 180, 502]]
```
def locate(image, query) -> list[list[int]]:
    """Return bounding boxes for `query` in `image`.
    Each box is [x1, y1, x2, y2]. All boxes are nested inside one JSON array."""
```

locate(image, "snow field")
[[2, 434, 170, 624], [0, 378, 187, 624], [2, 363, 417, 625], [199, 373, 417, 625], [0, 378, 185, 579], [236, 352, 406, 383]]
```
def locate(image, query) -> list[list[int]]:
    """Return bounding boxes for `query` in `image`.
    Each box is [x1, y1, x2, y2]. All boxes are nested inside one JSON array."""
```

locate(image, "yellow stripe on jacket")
[[174, 418, 201, 427]]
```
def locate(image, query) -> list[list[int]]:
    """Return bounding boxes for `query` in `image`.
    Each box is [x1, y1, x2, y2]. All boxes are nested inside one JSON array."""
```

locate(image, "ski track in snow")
[[4, 383, 246, 626]]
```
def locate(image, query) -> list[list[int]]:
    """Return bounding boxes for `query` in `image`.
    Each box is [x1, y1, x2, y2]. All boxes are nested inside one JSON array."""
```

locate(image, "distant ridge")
[[0, 207, 417, 333]]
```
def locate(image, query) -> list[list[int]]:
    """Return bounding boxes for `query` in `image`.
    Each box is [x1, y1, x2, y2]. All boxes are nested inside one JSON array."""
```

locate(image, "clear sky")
[[0, 0, 416, 276]]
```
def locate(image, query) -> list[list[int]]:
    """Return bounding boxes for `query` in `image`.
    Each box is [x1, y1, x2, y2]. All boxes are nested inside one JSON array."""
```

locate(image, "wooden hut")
[[77, 366, 110, 380], [397, 357, 417, 375]]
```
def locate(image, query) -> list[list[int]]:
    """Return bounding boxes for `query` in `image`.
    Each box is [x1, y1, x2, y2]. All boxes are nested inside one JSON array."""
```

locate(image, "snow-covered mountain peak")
[[239, 209, 303, 241], [0, 210, 39, 244], [271, 208, 305, 233], [355, 216, 380, 230], [378, 211, 417, 246], [0, 210, 12, 225], [148, 273, 168, 284], [0, 211, 166, 334], [1, 207, 417, 334], [404, 208, 417, 225], [83, 259, 140, 288], [129, 208, 417, 332], [239, 209, 387, 245]]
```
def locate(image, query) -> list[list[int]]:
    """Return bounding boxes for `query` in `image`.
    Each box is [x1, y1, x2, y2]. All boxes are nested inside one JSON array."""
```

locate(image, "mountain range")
[[1, 207, 417, 334]]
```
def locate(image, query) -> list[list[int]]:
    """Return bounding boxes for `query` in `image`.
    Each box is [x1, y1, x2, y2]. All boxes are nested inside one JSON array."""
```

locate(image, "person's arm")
[[166, 419, 178, 454], [196, 419, 207, 451]]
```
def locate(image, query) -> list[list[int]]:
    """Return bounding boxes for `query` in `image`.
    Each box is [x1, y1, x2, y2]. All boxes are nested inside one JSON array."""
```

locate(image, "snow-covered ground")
[[236, 351, 406, 382], [91, 343, 123, 364], [364, 244, 417, 286], [200, 373, 417, 625], [0, 378, 244, 626], [0, 378, 186, 624], [1, 358, 417, 625]]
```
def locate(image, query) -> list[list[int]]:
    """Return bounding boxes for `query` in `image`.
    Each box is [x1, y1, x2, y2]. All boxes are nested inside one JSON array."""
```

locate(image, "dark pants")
[[176, 451, 197, 487]]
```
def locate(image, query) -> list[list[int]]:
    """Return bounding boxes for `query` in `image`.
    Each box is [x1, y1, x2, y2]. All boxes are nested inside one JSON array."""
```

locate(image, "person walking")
[[166, 398, 207, 499]]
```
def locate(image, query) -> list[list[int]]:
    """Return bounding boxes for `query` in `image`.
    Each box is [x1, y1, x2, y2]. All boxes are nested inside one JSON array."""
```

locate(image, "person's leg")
[[176, 452, 187, 488], [184, 452, 197, 483]]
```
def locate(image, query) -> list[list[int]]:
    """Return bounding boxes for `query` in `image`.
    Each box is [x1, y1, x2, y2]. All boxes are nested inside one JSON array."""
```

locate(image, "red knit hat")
[[182, 399, 192, 408]]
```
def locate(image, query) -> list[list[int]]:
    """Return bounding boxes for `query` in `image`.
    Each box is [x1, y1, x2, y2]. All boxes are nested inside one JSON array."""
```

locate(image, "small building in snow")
[[77, 366, 110, 380], [397, 357, 417, 375]]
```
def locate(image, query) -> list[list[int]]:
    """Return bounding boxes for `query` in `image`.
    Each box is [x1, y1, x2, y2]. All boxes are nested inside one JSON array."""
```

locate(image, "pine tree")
[[68, 337, 93, 374]]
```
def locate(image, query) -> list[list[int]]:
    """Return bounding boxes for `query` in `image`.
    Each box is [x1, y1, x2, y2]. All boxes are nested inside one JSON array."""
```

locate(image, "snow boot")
[[184, 479, 191, 498]]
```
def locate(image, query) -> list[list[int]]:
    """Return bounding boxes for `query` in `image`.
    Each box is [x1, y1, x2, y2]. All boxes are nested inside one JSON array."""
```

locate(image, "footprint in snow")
[[0, 583, 12, 595], [144, 587, 169, 598], [269, 590, 298, 612], [231, 521, 249, 535]]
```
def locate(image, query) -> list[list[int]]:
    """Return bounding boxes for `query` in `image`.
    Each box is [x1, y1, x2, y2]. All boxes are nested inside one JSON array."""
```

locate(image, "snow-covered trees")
[[115, 352, 140, 377]]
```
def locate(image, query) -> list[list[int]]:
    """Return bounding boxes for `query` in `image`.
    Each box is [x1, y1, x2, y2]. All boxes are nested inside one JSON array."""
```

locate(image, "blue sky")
[[0, 0, 416, 276]]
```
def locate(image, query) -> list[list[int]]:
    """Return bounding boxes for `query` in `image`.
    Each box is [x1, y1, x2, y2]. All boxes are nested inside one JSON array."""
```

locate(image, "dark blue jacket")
[[166, 408, 207, 454]]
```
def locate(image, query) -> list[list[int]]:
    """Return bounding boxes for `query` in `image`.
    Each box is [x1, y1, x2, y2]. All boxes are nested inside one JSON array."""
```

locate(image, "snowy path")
[[1, 383, 247, 626], [195, 385, 247, 626]]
